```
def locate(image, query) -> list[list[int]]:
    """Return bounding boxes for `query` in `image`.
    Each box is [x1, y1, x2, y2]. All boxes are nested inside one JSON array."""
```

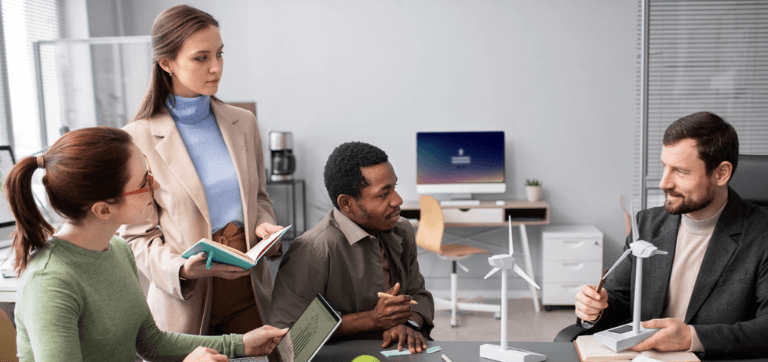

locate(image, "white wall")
[[89, 0, 638, 297]]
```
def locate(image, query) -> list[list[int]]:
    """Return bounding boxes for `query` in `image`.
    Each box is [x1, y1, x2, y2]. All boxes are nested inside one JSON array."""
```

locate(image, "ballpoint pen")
[[595, 268, 609, 293]]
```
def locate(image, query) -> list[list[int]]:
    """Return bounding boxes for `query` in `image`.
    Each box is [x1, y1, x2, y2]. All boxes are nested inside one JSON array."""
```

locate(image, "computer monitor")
[[416, 131, 506, 195]]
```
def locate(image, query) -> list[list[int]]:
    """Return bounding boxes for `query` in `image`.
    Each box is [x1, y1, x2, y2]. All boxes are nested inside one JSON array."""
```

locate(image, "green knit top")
[[15, 236, 245, 361]]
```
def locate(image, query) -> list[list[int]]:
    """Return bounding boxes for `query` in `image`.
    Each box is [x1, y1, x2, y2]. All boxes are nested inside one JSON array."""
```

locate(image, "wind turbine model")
[[593, 206, 668, 352], [480, 216, 546, 362]]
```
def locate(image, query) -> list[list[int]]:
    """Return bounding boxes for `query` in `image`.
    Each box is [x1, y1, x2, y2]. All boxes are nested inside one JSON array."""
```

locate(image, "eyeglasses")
[[124, 155, 154, 198]]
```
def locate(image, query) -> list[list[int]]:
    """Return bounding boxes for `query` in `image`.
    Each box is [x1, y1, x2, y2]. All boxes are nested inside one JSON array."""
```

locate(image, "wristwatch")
[[577, 310, 602, 329], [577, 317, 595, 329], [405, 319, 420, 331]]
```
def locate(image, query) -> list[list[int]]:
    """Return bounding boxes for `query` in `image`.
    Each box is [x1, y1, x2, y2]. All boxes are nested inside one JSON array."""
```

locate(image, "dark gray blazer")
[[597, 188, 768, 359]]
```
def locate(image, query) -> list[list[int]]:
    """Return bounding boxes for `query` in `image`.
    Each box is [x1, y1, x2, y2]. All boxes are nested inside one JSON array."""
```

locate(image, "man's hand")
[[629, 318, 692, 352], [574, 284, 608, 322], [243, 325, 289, 356], [256, 222, 284, 240], [381, 325, 428, 354], [182, 346, 228, 362], [372, 283, 412, 330], [180, 253, 251, 280]]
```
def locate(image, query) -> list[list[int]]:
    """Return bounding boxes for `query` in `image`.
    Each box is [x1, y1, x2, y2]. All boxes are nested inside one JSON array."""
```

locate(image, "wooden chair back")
[[415, 195, 445, 254], [620, 196, 631, 237], [0, 308, 17, 362]]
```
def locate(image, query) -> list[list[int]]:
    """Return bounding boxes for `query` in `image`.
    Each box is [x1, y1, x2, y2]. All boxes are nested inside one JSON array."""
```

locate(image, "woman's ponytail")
[[4, 156, 54, 276], [4, 127, 133, 276]]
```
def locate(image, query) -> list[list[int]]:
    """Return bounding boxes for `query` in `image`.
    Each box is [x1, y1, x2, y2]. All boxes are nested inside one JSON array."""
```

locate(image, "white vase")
[[526, 186, 541, 202]]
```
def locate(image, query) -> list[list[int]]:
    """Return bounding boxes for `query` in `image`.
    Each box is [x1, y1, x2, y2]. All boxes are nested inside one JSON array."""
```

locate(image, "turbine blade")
[[631, 204, 639, 243], [604, 249, 632, 279], [484, 268, 500, 279], [513, 264, 540, 289], [508, 216, 514, 256]]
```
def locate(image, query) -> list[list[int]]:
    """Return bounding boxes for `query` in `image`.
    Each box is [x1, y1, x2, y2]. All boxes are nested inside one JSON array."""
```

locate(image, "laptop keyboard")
[[230, 357, 267, 362]]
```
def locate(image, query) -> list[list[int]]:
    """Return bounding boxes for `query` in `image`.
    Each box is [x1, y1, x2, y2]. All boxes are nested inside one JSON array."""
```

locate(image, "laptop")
[[230, 294, 342, 362]]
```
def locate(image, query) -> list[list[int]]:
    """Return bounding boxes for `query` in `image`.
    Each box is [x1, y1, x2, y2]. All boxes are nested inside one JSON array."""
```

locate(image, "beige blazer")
[[118, 100, 279, 335]]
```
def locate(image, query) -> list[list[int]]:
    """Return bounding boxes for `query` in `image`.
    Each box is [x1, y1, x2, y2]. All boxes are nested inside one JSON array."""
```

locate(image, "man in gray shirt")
[[270, 141, 434, 354], [575, 112, 768, 359]]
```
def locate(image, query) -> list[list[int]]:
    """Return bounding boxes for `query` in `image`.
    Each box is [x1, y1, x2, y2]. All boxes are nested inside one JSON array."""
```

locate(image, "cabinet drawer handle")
[[562, 240, 585, 248], [562, 263, 584, 270]]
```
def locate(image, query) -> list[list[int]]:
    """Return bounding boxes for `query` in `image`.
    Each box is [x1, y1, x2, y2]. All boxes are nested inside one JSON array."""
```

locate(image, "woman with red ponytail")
[[6, 127, 285, 361]]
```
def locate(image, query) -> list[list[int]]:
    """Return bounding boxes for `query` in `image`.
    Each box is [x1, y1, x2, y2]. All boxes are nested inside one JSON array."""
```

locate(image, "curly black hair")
[[324, 141, 389, 209]]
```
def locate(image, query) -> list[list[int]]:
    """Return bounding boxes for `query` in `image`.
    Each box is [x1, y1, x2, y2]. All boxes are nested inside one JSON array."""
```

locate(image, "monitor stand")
[[450, 193, 473, 201], [440, 194, 481, 207]]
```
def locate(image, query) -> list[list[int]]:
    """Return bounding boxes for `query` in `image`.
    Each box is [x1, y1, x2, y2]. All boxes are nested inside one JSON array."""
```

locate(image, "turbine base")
[[593, 323, 658, 352], [479, 344, 547, 362]]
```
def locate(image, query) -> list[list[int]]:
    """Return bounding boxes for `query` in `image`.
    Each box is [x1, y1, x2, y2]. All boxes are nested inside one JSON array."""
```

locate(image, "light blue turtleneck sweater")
[[167, 95, 244, 233]]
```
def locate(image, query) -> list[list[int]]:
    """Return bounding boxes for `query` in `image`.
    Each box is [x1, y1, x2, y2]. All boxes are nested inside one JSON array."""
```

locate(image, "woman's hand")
[[243, 325, 288, 356], [255, 223, 284, 240], [182, 346, 228, 362], [179, 252, 251, 280]]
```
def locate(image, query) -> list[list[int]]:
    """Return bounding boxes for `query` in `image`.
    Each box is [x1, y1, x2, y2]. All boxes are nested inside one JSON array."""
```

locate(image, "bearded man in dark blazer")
[[574, 111, 768, 359]]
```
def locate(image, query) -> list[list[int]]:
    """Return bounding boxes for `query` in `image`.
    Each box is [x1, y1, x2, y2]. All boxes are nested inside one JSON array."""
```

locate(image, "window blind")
[[642, 0, 768, 208], [1, 0, 61, 157], [0, 4, 10, 147]]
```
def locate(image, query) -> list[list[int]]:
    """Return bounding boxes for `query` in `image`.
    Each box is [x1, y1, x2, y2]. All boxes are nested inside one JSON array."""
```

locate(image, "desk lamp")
[[480, 216, 546, 362], [593, 206, 667, 352]]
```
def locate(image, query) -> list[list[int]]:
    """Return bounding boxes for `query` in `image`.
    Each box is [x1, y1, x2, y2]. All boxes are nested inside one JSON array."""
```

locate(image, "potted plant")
[[525, 179, 542, 202]]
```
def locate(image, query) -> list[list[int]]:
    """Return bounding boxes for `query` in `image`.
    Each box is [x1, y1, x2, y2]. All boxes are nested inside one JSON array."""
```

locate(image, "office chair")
[[729, 154, 768, 206], [415, 195, 499, 327], [554, 154, 768, 342], [0, 308, 17, 362]]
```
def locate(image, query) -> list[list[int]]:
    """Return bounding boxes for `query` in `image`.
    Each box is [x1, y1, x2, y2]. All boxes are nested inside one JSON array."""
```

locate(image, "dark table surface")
[[313, 340, 768, 362], [313, 340, 578, 362]]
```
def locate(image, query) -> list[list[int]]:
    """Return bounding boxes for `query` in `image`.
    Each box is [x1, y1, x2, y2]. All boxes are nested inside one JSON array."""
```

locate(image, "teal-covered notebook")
[[182, 225, 291, 270]]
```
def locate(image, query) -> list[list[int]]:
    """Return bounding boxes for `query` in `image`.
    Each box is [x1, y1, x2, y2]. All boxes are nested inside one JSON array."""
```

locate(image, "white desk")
[[0, 244, 16, 302], [0, 276, 16, 303], [401, 200, 550, 312]]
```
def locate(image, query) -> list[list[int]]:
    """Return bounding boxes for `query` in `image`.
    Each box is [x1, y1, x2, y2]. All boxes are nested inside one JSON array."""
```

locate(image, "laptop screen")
[[269, 294, 341, 362]]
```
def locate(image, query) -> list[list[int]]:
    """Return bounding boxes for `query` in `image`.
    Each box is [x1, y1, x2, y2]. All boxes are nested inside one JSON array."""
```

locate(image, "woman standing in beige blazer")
[[119, 4, 283, 336]]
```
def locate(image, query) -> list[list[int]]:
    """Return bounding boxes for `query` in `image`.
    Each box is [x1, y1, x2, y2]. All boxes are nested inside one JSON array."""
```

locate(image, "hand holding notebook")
[[182, 225, 292, 270], [574, 336, 699, 362]]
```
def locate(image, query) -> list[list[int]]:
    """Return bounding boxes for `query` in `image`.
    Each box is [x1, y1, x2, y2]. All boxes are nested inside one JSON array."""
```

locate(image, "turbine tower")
[[593, 206, 667, 352], [479, 216, 546, 362]]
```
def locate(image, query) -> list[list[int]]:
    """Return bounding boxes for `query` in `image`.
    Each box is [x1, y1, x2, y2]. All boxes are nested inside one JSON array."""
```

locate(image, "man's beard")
[[354, 202, 397, 232], [663, 182, 716, 215]]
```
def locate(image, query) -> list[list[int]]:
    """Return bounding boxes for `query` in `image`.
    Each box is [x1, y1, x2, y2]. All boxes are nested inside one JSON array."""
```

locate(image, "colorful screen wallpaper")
[[417, 131, 505, 184]]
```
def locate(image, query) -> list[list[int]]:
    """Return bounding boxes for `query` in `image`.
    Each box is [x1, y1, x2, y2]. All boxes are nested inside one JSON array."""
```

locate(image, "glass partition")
[[34, 36, 151, 148]]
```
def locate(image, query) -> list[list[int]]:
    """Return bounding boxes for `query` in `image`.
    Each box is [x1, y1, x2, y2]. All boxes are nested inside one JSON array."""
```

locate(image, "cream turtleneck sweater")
[[663, 201, 726, 352]]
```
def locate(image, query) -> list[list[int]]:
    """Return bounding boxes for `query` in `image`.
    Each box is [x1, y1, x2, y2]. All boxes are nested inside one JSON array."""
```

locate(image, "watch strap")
[[577, 309, 603, 329]]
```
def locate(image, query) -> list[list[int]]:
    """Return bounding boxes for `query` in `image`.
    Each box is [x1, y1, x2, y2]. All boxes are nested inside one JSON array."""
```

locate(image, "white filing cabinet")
[[541, 225, 603, 310]]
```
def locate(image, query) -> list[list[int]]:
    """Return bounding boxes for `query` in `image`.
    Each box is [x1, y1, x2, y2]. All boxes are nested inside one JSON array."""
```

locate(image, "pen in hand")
[[595, 268, 609, 293], [377, 292, 418, 305]]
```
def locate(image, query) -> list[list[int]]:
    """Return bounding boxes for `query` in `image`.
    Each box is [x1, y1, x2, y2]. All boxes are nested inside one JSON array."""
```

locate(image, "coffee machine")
[[269, 131, 296, 182]]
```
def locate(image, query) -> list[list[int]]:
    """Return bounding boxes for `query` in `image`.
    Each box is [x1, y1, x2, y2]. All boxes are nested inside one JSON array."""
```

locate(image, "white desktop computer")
[[416, 131, 506, 205]]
